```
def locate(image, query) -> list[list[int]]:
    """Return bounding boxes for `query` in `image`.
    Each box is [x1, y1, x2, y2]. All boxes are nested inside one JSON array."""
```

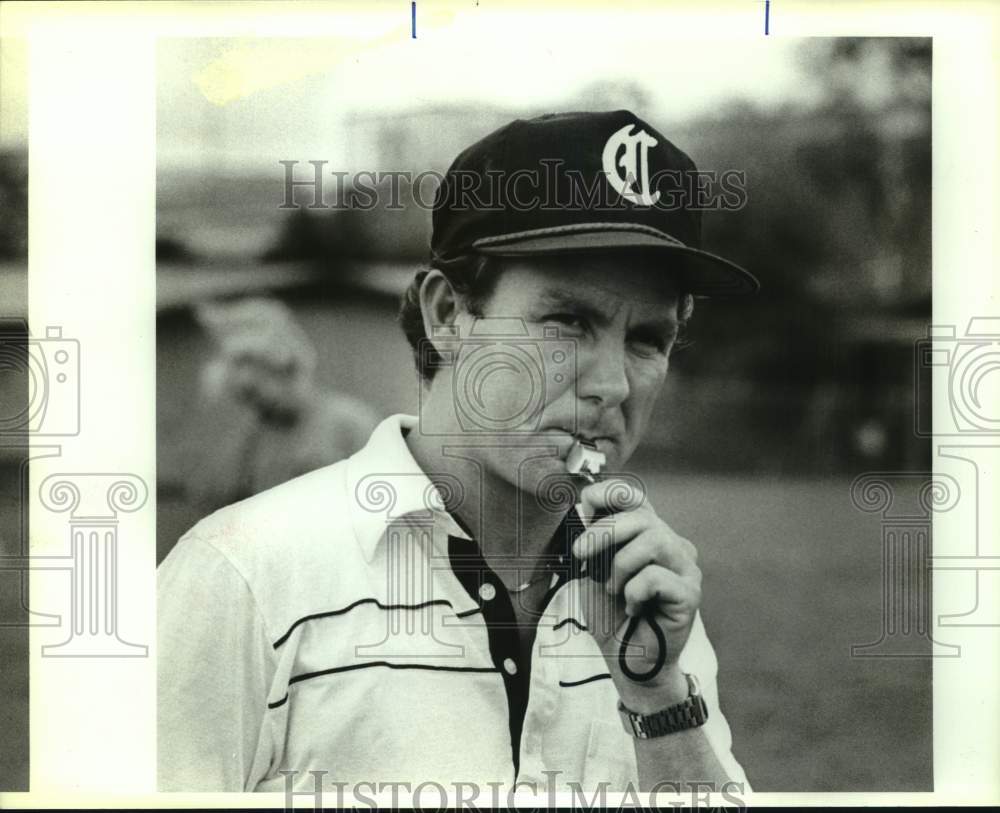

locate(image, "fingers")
[[219, 332, 304, 372], [603, 530, 701, 596], [577, 477, 647, 522], [571, 509, 648, 558], [621, 564, 701, 620], [197, 297, 318, 376], [571, 508, 698, 575]]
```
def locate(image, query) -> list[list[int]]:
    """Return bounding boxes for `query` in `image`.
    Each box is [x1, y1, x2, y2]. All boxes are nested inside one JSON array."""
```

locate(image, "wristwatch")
[[618, 673, 709, 738]]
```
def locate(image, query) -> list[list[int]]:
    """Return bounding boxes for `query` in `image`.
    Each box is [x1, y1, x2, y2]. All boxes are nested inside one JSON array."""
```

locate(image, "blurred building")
[[343, 104, 519, 174]]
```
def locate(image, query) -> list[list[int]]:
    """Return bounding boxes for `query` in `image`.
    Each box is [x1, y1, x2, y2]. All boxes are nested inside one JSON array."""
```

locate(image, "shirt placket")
[[444, 509, 595, 782], [447, 534, 531, 775]]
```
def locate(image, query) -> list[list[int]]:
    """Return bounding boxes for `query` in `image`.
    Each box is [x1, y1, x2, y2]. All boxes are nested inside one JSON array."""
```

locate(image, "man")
[[158, 110, 758, 796]]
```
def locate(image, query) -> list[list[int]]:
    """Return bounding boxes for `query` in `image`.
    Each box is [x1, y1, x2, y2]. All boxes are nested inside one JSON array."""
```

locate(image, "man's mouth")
[[542, 426, 616, 456]]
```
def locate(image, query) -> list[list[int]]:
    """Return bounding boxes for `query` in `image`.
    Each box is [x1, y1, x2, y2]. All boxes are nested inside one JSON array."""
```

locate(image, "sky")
[[0, 38, 28, 147], [154, 25, 822, 172], [3, 17, 825, 165]]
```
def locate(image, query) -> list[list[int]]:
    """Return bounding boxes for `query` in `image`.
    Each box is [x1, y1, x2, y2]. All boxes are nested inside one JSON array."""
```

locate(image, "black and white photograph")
[[1, 1, 999, 808], [0, 34, 29, 794], [155, 31, 933, 796]]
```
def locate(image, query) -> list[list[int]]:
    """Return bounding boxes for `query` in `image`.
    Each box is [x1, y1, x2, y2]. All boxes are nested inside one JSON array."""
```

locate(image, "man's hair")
[[397, 254, 695, 384]]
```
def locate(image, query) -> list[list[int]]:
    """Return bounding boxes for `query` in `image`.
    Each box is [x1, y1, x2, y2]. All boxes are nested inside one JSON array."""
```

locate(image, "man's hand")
[[572, 478, 702, 710], [196, 297, 319, 420]]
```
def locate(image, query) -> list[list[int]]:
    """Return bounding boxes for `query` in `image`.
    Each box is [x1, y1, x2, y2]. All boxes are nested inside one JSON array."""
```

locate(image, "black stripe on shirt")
[[559, 672, 612, 688], [266, 660, 501, 709], [454, 606, 484, 619], [552, 617, 588, 633], [272, 598, 456, 649]]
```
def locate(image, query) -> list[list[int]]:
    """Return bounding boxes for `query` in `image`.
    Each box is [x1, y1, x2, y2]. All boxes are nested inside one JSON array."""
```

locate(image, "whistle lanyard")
[[563, 506, 668, 683]]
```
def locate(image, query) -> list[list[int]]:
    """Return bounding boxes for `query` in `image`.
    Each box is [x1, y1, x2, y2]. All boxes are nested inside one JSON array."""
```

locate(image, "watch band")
[[618, 673, 709, 738]]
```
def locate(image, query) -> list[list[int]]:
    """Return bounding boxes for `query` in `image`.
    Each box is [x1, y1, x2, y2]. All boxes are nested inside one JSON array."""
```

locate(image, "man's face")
[[435, 253, 681, 503]]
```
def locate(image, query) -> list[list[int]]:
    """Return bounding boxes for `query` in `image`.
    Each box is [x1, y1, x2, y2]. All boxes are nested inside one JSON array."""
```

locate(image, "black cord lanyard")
[[619, 613, 668, 683], [571, 506, 668, 683]]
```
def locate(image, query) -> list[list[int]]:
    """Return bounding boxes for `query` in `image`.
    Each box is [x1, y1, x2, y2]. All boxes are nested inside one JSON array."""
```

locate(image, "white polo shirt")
[[158, 414, 750, 793]]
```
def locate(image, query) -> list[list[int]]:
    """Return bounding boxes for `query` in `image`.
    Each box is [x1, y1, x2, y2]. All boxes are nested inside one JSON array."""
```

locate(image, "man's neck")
[[405, 429, 568, 569]]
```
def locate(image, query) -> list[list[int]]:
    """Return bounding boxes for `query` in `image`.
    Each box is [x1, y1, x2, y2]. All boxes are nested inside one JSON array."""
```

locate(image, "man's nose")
[[574, 339, 630, 409]]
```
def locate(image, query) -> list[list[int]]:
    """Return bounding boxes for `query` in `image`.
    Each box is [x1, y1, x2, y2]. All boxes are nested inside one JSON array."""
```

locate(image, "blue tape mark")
[[412, 1, 416, 38], [765, 0, 770, 35]]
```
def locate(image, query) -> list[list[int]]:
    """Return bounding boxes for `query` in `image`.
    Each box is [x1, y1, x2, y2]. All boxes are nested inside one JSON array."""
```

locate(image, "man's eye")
[[628, 334, 669, 357], [543, 314, 585, 330]]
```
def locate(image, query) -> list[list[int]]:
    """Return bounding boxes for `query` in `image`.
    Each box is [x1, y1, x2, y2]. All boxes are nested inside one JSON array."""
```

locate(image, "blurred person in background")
[[181, 296, 379, 510]]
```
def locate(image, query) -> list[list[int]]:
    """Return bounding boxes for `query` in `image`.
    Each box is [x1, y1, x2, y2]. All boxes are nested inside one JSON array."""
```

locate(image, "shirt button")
[[479, 582, 497, 602], [503, 658, 518, 675]]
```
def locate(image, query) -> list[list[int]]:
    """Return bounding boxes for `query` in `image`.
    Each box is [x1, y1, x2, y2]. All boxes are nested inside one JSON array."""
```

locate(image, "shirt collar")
[[347, 414, 471, 562]]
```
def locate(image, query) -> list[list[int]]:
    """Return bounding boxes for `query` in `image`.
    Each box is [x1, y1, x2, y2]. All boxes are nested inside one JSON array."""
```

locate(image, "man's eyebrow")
[[534, 290, 610, 323], [636, 317, 680, 337]]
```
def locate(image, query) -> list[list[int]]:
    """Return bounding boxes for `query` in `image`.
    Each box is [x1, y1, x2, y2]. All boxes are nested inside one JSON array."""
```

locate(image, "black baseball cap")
[[430, 109, 758, 296]]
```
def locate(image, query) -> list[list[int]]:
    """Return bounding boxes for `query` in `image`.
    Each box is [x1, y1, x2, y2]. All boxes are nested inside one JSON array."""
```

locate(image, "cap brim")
[[471, 225, 759, 296]]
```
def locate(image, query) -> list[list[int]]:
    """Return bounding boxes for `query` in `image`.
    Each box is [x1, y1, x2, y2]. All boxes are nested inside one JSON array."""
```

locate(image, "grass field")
[[2, 463, 930, 792], [157, 466, 930, 792], [144, 291, 932, 792], [631, 466, 932, 791], [0, 285, 932, 791], [1, 460, 29, 791]]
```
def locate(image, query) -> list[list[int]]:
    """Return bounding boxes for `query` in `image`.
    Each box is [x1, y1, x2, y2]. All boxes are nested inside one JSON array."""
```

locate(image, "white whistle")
[[567, 440, 607, 571], [566, 439, 606, 484]]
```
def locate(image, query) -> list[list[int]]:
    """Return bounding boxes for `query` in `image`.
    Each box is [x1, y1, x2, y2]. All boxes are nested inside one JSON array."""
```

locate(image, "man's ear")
[[419, 269, 463, 354]]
